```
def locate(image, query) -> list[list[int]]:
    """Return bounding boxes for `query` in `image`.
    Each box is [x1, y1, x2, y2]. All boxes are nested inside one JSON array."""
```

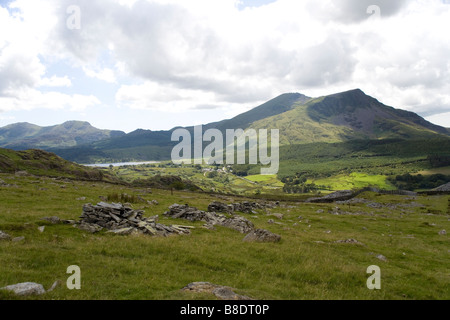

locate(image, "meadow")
[[1, 172, 448, 300]]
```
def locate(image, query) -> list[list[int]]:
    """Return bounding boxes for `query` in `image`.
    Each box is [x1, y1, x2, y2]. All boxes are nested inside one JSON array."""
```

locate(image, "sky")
[[0, 0, 450, 133]]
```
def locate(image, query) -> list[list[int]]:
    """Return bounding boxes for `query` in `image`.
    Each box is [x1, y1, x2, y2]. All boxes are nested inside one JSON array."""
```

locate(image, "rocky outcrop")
[[76, 202, 193, 236], [0, 230, 11, 241], [243, 229, 281, 243], [164, 204, 254, 234]]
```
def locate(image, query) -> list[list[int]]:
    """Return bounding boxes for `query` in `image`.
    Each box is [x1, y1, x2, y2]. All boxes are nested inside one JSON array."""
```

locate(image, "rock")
[[14, 171, 29, 177], [42, 216, 62, 224], [243, 229, 281, 243], [221, 216, 254, 234], [12, 236, 25, 242], [107, 227, 134, 235], [438, 230, 447, 235], [77, 202, 192, 237], [316, 209, 324, 214], [0, 230, 11, 241], [334, 239, 364, 245], [376, 254, 388, 262], [164, 204, 254, 234], [47, 281, 60, 292], [208, 201, 233, 213], [38, 226, 45, 233], [268, 219, 275, 224], [1, 282, 46, 296], [76, 222, 103, 234], [76, 197, 86, 201], [269, 213, 284, 220], [182, 282, 253, 300]]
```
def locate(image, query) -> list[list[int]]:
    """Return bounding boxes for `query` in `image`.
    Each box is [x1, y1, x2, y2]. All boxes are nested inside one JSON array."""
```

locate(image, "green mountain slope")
[[0, 121, 126, 150], [51, 93, 311, 163], [251, 89, 450, 145], [0, 148, 121, 183]]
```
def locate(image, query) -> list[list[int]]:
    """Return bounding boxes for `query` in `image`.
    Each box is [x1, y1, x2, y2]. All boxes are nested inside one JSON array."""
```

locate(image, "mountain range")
[[0, 88, 449, 164], [0, 120, 125, 151]]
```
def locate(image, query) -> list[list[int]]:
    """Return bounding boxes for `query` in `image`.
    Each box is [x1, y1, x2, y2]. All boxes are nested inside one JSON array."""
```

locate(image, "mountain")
[[251, 89, 450, 145], [51, 92, 311, 163], [5, 89, 450, 163], [0, 121, 126, 150]]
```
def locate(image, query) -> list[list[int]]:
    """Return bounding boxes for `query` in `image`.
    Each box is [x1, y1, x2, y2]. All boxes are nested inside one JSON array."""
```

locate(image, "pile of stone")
[[207, 201, 278, 214], [164, 204, 254, 234], [77, 202, 193, 236], [165, 204, 281, 242]]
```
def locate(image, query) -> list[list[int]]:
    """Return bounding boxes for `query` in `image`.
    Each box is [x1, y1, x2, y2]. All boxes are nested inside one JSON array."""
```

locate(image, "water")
[[83, 161, 160, 168]]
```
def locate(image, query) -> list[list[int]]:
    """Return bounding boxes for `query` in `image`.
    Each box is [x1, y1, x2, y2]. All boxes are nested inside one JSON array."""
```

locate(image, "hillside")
[[0, 148, 121, 183], [0, 121, 126, 150], [251, 89, 450, 145]]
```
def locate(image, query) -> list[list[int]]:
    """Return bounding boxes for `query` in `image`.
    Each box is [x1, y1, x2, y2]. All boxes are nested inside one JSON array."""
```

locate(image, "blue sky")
[[1, 0, 450, 133]]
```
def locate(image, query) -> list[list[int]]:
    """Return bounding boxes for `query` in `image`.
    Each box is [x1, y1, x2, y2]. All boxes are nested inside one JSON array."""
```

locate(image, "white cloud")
[[1, 0, 450, 129], [82, 66, 117, 83]]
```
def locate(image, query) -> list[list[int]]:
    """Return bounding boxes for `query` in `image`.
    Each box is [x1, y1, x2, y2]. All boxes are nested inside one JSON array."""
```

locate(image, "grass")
[[1, 173, 449, 300], [309, 172, 396, 191]]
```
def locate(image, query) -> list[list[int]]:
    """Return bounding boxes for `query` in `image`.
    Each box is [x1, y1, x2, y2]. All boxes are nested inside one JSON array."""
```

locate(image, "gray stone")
[[376, 254, 388, 262], [334, 239, 364, 245], [12, 236, 25, 242], [77, 222, 103, 233], [438, 229, 447, 235], [47, 281, 60, 292], [107, 227, 134, 235], [0, 230, 11, 240], [182, 282, 253, 300], [78, 202, 192, 237], [42, 216, 61, 224], [1, 282, 46, 296], [165, 203, 254, 234], [243, 229, 281, 243], [38, 226, 45, 233]]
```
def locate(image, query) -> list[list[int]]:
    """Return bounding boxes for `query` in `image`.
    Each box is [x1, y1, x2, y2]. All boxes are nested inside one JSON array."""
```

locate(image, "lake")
[[83, 161, 160, 168]]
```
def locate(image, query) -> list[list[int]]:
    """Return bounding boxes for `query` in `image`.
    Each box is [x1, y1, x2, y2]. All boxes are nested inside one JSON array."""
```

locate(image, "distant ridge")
[[0, 121, 126, 150], [1, 89, 449, 163]]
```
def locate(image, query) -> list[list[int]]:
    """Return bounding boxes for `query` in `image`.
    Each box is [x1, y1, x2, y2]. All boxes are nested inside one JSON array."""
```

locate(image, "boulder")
[[165, 204, 254, 234], [243, 229, 281, 243], [0, 230, 11, 241], [182, 282, 253, 300], [42, 216, 62, 224], [1, 282, 46, 296]]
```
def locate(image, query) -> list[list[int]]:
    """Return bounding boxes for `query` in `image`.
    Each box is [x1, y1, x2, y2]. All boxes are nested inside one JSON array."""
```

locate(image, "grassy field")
[[1, 173, 449, 300], [308, 173, 396, 191]]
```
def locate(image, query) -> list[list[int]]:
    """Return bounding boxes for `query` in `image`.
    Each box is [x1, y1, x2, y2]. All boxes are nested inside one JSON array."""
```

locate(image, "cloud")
[[38, 75, 72, 87], [1, 0, 450, 130]]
